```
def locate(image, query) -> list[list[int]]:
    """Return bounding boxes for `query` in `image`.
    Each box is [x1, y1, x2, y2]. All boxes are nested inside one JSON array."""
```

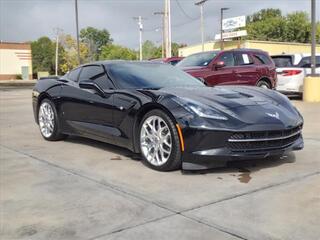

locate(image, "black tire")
[[257, 79, 271, 89], [138, 109, 182, 171], [38, 99, 66, 141]]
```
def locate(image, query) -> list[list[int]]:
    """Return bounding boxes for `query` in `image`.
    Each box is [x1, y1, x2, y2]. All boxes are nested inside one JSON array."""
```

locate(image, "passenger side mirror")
[[214, 61, 226, 70], [79, 80, 106, 97]]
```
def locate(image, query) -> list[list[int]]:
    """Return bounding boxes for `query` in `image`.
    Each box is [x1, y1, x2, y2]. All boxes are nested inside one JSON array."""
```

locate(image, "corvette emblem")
[[266, 112, 280, 119]]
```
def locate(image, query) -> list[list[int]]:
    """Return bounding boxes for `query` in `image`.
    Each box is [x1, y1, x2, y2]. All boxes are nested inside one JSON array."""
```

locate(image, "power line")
[[175, 0, 198, 20]]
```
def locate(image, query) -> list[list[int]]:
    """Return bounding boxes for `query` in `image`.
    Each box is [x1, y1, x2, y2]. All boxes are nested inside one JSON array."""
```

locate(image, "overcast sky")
[[0, 0, 319, 49]]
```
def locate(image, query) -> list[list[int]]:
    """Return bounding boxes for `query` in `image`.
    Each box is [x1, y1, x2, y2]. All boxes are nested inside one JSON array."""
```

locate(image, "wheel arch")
[[257, 77, 272, 88], [132, 102, 177, 153]]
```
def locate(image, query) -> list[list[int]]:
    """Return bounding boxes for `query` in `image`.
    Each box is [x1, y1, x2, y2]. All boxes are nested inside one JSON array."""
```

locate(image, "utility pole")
[[164, 0, 172, 58], [75, 0, 80, 64], [154, 11, 165, 58], [133, 16, 145, 61], [195, 0, 207, 52], [54, 28, 63, 76], [220, 7, 229, 50], [167, 0, 172, 57], [311, 0, 316, 76]]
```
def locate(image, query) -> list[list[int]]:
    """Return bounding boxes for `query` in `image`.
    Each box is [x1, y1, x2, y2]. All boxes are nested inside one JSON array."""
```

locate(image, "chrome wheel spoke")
[[38, 102, 55, 138], [140, 115, 172, 166]]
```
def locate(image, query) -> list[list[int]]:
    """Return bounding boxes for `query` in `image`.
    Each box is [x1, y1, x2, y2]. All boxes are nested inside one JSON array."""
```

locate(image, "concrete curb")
[[0, 80, 37, 87]]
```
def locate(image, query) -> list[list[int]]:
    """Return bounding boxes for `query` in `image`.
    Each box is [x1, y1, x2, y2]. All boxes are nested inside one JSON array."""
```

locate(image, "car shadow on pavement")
[[64, 135, 142, 161], [63, 135, 296, 182]]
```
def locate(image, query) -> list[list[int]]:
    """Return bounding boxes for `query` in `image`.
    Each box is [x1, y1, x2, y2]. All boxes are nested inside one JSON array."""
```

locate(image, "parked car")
[[271, 54, 320, 97], [150, 56, 184, 65], [176, 49, 277, 89], [33, 61, 303, 171]]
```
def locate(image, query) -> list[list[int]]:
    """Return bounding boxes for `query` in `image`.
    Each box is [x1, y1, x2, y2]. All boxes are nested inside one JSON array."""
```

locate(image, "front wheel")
[[257, 80, 271, 89], [139, 110, 182, 171], [38, 99, 66, 141]]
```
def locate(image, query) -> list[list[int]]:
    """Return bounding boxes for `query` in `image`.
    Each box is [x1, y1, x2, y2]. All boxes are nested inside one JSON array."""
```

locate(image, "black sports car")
[[32, 61, 304, 171]]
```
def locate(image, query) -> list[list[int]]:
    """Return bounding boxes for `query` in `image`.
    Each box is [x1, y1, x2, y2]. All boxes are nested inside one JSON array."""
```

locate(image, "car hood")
[[150, 86, 302, 128]]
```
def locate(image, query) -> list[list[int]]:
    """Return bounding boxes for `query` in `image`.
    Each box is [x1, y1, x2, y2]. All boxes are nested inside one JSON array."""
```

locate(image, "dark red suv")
[[176, 49, 277, 89]]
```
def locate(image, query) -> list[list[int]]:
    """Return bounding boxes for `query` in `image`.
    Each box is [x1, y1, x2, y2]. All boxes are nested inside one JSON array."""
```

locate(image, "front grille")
[[228, 125, 302, 152]]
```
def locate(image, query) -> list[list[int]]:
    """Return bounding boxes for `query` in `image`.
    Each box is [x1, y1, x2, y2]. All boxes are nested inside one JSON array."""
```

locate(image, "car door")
[[233, 52, 257, 85], [60, 65, 116, 142], [206, 52, 237, 85]]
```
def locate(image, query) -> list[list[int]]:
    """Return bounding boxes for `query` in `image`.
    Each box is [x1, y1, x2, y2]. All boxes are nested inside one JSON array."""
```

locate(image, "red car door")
[[233, 52, 258, 85], [205, 52, 237, 86]]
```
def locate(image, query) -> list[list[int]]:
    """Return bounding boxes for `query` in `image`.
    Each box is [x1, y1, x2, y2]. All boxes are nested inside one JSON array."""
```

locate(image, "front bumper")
[[181, 125, 304, 170]]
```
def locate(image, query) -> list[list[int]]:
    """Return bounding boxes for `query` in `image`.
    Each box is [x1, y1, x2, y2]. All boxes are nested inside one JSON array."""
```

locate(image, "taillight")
[[281, 70, 302, 76]]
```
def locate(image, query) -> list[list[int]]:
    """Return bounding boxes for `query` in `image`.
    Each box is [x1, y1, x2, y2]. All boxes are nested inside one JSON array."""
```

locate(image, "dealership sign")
[[222, 15, 246, 30], [215, 30, 248, 40]]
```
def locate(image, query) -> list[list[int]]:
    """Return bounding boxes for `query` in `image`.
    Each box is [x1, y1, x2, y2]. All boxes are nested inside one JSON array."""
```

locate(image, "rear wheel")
[[139, 110, 182, 171], [38, 99, 66, 141], [257, 80, 271, 89]]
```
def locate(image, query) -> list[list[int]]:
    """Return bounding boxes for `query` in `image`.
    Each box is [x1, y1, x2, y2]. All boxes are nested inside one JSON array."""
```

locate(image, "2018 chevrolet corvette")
[[32, 61, 304, 171]]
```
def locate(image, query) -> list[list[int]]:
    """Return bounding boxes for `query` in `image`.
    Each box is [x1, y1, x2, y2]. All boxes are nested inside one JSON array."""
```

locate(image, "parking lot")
[[0, 88, 319, 240]]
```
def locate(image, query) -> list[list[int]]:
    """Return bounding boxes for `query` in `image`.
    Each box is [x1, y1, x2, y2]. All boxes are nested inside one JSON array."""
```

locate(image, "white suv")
[[271, 53, 320, 97]]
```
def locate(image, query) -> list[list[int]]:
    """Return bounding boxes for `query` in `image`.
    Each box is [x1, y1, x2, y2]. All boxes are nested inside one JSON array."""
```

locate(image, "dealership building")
[[0, 42, 33, 80], [178, 40, 320, 57]]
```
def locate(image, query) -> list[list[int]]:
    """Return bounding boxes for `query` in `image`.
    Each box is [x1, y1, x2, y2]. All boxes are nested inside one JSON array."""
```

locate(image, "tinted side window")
[[254, 53, 272, 65], [218, 52, 234, 66], [297, 56, 320, 68], [271, 56, 293, 67], [169, 60, 180, 65], [68, 68, 81, 81], [79, 65, 114, 89], [234, 53, 254, 66]]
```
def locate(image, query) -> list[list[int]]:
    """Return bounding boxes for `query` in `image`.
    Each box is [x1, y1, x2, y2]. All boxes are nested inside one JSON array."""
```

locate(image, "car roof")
[[188, 48, 267, 56]]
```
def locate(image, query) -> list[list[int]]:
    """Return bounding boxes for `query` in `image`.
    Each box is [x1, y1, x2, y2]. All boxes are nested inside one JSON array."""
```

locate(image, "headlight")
[[173, 97, 228, 121]]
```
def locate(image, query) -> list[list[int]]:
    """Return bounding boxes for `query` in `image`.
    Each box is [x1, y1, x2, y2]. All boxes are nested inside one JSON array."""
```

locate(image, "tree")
[[31, 37, 55, 75], [172, 42, 187, 56], [80, 27, 113, 61], [142, 40, 159, 60], [285, 12, 311, 43], [99, 44, 137, 60], [59, 34, 89, 73], [246, 9, 286, 42], [246, 8, 320, 43]]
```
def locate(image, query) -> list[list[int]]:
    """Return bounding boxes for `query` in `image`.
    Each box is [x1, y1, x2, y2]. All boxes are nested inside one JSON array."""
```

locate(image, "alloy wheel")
[[38, 102, 55, 138], [140, 116, 172, 166]]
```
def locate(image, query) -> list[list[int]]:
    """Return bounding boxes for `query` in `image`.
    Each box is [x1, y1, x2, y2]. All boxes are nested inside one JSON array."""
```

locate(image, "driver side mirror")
[[79, 80, 106, 97], [213, 61, 225, 70]]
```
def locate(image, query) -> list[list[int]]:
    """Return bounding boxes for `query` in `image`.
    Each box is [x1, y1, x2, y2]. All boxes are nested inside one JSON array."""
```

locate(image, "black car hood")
[[149, 86, 302, 128], [158, 86, 275, 109]]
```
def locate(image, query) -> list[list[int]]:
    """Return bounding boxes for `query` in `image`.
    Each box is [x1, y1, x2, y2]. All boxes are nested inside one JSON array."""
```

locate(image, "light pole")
[[164, 0, 172, 58], [54, 28, 63, 76], [154, 11, 165, 58], [220, 7, 229, 50], [311, 0, 316, 76], [75, 0, 80, 64], [133, 16, 144, 61], [195, 0, 207, 52]]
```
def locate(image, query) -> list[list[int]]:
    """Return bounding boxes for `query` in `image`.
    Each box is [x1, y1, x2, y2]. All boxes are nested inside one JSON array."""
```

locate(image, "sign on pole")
[[215, 30, 247, 40], [222, 16, 246, 30]]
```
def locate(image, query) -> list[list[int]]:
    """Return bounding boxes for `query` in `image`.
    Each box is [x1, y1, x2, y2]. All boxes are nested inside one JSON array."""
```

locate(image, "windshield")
[[107, 62, 204, 89], [177, 52, 218, 67]]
